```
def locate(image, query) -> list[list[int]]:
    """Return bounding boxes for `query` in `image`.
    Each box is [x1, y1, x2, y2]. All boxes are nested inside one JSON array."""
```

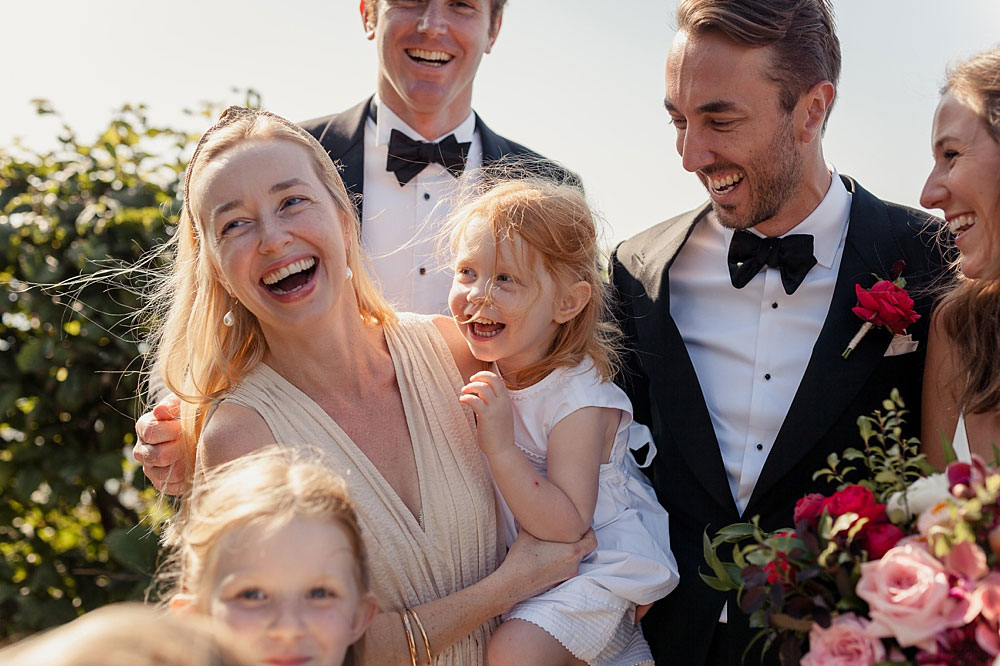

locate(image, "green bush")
[[0, 101, 198, 639]]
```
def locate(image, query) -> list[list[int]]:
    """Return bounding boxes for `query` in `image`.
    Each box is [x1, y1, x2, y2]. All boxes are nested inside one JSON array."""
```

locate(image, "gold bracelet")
[[406, 607, 432, 664], [400, 609, 417, 666]]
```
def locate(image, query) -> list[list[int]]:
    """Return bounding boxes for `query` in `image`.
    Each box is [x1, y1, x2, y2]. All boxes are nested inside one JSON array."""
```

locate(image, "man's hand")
[[132, 393, 191, 495], [459, 370, 515, 457]]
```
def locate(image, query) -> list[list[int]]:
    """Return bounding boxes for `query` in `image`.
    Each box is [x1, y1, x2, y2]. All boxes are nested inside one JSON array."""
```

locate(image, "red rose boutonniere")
[[842, 260, 920, 358]]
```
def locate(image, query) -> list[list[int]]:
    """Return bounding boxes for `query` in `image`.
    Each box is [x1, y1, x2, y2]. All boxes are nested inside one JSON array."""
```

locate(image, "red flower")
[[852, 280, 920, 335], [794, 493, 828, 525], [825, 485, 887, 524], [860, 522, 905, 559], [764, 557, 794, 584]]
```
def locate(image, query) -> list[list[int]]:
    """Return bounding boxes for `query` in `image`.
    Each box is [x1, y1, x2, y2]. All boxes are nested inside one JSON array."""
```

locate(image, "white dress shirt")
[[670, 171, 851, 624], [361, 98, 483, 315], [669, 171, 852, 516]]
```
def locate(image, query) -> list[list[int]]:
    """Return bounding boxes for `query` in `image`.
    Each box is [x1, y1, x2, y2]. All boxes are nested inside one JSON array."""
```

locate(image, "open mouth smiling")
[[706, 171, 745, 196], [260, 257, 318, 295], [462, 313, 505, 338], [948, 214, 978, 236], [406, 48, 453, 66]]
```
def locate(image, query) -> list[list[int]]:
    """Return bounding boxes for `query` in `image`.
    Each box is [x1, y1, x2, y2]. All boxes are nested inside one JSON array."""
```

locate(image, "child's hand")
[[459, 370, 514, 457]]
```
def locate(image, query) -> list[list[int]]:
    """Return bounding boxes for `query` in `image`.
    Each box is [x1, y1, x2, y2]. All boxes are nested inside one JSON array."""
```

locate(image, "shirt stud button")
[[756, 443, 764, 451], [764, 373, 771, 381], [423, 192, 431, 200], [771, 302, 778, 309], [419, 267, 426, 276]]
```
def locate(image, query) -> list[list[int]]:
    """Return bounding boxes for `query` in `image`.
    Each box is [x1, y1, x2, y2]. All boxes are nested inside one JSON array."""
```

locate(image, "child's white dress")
[[499, 360, 679, 666]]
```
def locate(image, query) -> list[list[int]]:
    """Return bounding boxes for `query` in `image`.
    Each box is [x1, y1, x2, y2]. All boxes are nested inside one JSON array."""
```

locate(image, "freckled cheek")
[[206, 602, 265, 641], [447, 284, 466, 315]]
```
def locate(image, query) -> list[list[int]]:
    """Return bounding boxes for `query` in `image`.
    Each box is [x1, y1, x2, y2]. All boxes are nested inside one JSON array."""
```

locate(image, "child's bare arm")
[[460, 371, 617, 542]]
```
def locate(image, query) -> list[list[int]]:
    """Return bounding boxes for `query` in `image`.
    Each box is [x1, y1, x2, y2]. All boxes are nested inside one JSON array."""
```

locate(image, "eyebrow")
[[933, 135, 959, 151], [663, 98, 740, 115], [212, 178, 310, 218]]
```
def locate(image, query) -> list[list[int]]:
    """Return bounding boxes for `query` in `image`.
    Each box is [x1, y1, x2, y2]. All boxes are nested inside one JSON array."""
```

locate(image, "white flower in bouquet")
[[886, 473, 950, 523]]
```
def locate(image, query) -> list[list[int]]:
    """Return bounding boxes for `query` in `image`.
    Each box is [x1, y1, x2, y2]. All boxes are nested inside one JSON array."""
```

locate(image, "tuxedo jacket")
[[299, 96, 558, 220], [610, 176, 946, 666]]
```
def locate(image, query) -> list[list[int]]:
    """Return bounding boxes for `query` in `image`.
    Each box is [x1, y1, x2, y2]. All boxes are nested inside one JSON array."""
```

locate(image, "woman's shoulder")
[[384, 313, 480, 382], [200, 401, 273, 468]]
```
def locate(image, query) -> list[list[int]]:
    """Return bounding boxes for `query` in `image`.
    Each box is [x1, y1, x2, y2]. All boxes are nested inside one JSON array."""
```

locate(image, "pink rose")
[[856, 543, 970, 650], [974, 572, 1000, 623], [945, 541, 989, 581], [852, 280, 920, 335], [795, 493, 828, 525], [801, 613, 886, 666]]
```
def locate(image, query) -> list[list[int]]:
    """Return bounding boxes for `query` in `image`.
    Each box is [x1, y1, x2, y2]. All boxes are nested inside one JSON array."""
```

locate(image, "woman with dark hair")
[[921, 46, 1000, 466]]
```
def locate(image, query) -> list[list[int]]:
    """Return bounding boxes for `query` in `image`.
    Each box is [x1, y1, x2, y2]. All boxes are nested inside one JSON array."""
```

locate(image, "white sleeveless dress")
[[500, 360, 679, 666]]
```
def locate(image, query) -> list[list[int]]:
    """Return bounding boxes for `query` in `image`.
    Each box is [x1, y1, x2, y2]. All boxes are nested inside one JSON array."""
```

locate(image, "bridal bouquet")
[[703, 391, 1000, 665]]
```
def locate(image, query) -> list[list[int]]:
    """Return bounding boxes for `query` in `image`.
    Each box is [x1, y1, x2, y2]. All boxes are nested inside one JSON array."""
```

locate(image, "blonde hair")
[[446, 172, 621, 389], [150, 107, 395, 450], [0, 603, 254, 666], [934, 46, 1000, 415], [158, 447, 371, 666]]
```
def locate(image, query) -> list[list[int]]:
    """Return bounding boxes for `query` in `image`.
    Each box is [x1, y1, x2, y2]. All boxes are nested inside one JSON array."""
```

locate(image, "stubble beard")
[[712, 116, 804, 231]]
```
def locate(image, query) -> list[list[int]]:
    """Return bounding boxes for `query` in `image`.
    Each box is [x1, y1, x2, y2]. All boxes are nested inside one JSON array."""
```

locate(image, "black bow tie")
[[727, 231, 817, 295], [385, 129, 470, 186]]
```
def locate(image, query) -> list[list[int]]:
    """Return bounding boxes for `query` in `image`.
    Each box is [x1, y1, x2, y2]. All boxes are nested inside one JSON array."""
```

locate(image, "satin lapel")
[[748, 177, 900, 509], [637, 205, 739, 515], [475, 114, 507, 163], [312, 97, 369, 220]]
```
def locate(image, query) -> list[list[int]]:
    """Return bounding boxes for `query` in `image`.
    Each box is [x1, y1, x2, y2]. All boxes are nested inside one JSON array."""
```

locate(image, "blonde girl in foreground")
[[162, 447, 377, 666], [447, 177, 679, 666], [0, 603, 254, 666]]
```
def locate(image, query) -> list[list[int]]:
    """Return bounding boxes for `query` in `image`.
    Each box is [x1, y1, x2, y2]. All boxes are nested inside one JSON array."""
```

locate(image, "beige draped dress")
[[221, 314, 504, 665]]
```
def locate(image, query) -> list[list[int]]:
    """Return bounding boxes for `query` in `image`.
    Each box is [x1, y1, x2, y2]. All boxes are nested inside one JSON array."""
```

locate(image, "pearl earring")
[[223, 299, 236, 327], [346, 266, 353, 281]]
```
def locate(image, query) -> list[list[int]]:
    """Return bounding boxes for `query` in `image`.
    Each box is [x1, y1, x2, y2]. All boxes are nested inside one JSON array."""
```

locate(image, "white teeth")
[[709, 172, 743, 192], [407, 49, 452, 63], [262, 257, 316, 285], [949, 214, 978, 235], [466, 314, 497, 325]]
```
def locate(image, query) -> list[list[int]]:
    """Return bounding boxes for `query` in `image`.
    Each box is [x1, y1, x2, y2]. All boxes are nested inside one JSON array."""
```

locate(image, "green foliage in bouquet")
[[0, 93, 257, 639], [812, 389, 936, 501], [701, 391, 924, 664]]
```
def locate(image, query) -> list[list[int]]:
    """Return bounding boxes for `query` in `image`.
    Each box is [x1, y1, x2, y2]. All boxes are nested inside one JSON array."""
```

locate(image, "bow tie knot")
[[728, 230, 817, 295], [386, 129, 470, 186]]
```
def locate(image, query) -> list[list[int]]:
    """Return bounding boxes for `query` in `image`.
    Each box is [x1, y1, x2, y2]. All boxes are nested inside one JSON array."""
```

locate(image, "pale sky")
[[3, 1, 998, 243]]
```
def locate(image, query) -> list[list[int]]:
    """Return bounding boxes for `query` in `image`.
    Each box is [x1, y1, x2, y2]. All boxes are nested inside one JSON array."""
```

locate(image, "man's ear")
[[351, 592, 379, 641], [485, 11, 503, 54], [360, 0, 376, 39], [169, 593, 197, 615], [797, 80, 835, 143], [554, 281, 591, 324]]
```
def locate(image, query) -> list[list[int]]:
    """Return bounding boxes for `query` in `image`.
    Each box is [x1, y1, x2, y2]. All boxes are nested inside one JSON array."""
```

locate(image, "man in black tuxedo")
[[610, 1, 946, 664], [298, 0, 547, 315]]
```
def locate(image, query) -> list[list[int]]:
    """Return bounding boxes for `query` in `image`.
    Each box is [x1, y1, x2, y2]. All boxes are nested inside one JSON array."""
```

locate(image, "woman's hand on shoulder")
[[431, 314, 481, 380], [200, 402, 273, 469]]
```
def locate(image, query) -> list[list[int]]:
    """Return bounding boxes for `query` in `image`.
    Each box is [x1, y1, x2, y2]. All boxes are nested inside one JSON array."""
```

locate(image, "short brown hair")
[[676, 0, 841, 128], [365, 0, 506, 34]]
